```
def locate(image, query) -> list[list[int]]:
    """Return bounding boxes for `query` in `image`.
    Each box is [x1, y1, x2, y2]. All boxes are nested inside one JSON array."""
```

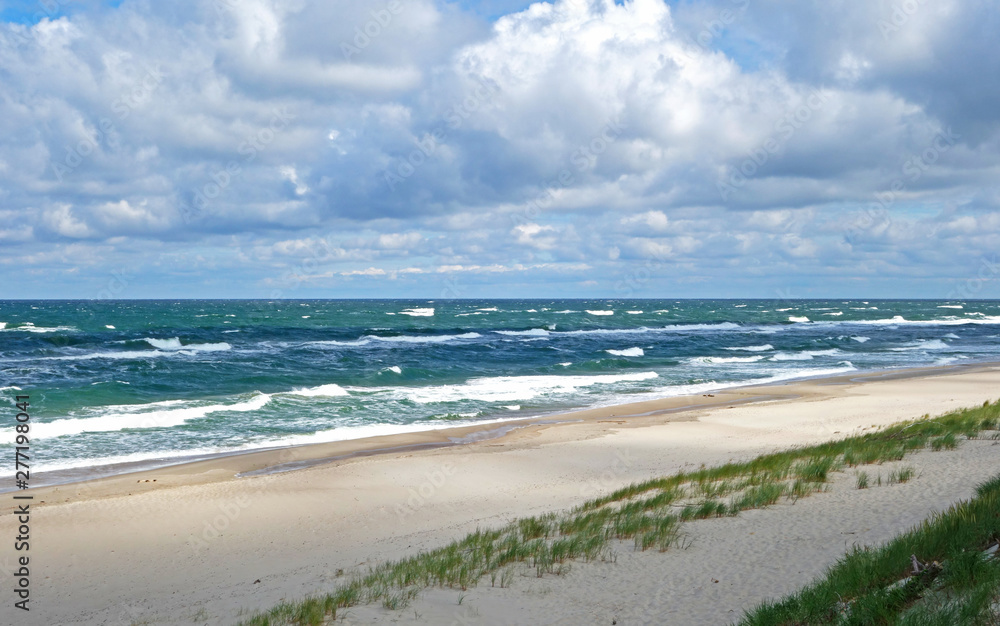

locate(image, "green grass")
[[737, 472, 1000, 625], [238, 400, 1000, 625]]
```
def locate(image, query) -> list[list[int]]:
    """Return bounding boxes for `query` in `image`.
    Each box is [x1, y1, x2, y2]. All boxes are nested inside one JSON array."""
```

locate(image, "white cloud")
[[0, 0, 998, 296]]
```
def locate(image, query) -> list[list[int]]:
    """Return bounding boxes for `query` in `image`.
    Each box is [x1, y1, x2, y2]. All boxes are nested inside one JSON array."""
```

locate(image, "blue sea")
[[2, 299, 999, 478]]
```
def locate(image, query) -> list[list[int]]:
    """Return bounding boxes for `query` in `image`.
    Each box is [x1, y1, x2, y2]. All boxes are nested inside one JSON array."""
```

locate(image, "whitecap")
[[285, 384, 350, 397], [689, 355, 765, 364], [723, 344, 773, 352], [586, 310, 614, 316], [495, 329, 550, 337], [399, 308, 435, 317], [605, 347, 644, 357]]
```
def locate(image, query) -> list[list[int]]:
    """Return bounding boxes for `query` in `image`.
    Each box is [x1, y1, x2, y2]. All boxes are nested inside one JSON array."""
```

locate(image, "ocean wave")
[[2, 393, 271, 443], [399, 308, 435, 317], [306, 332, 481, 348], [689, 355, 765, 364], [844, 315, 1000, 327], [366, 371, 660, 404], [495, 329, 550, 337], [144, 337, 232, 352], [1, 322, 78, 333], [284, 384, 350, 397], [888, 339, 950, 352], [938, 305, 963, 309], [369, 332, 480, 344], [560, 322, 742, 336], [381, 366, 403, 374], [605, 347, 644, 357], [723, 344, 773, 352], [770, 349, 842, 361], [586, 310, 615, 316], [626, 310, 643, 314], [788, 316, 810, 323]]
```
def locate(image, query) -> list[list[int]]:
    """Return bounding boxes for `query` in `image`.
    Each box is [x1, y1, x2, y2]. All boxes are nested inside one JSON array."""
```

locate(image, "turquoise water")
[[2, 299, 999, 476]]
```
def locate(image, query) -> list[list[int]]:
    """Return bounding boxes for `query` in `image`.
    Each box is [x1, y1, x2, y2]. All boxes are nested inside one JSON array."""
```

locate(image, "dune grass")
[[237, 400, 1000, 626], [737, 473, 1000, 625]]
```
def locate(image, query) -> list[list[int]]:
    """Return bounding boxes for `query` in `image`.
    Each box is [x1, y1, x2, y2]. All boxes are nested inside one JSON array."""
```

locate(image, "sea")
[[2, 299, 999, 480]]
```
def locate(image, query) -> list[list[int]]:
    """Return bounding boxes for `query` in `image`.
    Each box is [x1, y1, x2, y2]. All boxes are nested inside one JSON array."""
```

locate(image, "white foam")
[[889, 339, 949, 352], [0, 386, 22, 392], [689, 355, 765, 364], [851, 336, 870, 343], [734, 304, 747, 308], [285, 384, 350, 397], [399, 308, 435, 317], [724, 344, 773, 352], [558, 362, 572, 367], [560, 322, 741, 337], [3, 394, 271, 443], [105, 325, 115, 329], [788, 316, 810, 323], [369, 332, 480, 344], [477, 307, 499, 312], [587, 310, 614, 316], [145, 337, 183, 350], [383, 366, 403, 374], [495, 329, 550, 337], [368, 371, 660, 404], [626, 311, 643, 314], [605, 347, 644, 357], [943, 333, 960, 339], [142, 338, 232, 352], [823, 312, 843, 316], [307, 332, 481, 348], [2, 324, 77, 333], [770, 349, 842, 361], [845, 315, 1000, 327], [504, 405, 521, 411], [938, 305, 963, 309]]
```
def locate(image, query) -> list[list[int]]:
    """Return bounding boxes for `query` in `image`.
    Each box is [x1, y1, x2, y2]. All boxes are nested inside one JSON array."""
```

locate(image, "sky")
[[1, 0, 998, 299]]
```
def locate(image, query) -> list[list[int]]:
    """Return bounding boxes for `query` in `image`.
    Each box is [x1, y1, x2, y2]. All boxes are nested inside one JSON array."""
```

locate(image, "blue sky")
[[1, 0, 998, 299]]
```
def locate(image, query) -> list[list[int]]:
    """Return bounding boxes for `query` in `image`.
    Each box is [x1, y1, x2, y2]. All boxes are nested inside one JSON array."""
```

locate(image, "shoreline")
[[10, 360, 979, 495]]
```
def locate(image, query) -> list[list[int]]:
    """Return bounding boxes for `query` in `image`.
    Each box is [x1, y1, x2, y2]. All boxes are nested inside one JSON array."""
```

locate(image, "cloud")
[[0, 0, 998, 297]]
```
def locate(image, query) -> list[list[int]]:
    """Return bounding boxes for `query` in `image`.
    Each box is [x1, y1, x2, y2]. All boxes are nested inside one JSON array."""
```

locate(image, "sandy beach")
[[4, 362, 1000, 625]]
